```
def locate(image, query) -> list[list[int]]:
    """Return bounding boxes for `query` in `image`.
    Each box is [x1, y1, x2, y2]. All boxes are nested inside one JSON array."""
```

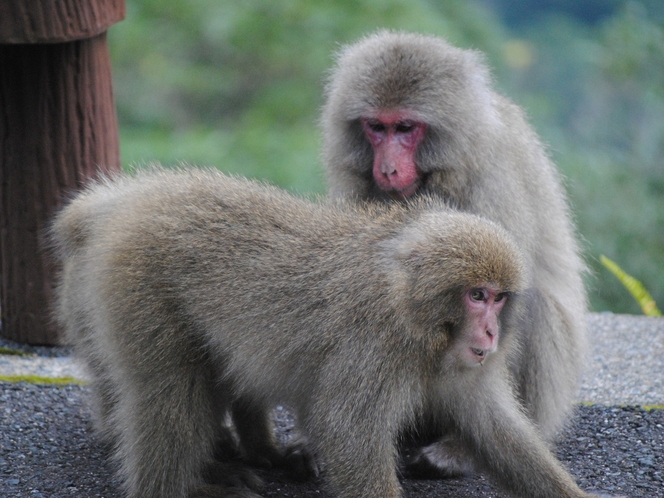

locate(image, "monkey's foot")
[[240, 447, 280, 471], [203, 461, 263, 491], [213, 427, 244, 462], [403, 436, 475, 479], [282, 434, 320, 481], [189, 484, 262, 498]]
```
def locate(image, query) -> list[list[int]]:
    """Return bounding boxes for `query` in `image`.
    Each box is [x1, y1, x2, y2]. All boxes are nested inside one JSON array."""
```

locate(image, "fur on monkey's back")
[[52, 166, 404, 312], [51, 165, 523, 395], [52, 165, 521, 285]]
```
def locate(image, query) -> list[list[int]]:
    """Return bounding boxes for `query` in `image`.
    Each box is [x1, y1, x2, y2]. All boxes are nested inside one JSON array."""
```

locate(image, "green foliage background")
[[109, 0, 664, 314]]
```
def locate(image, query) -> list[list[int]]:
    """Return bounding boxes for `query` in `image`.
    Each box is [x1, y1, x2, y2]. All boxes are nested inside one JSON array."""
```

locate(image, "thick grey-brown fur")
[[321, 31, 589, 443], [49, 167, 606, 497]]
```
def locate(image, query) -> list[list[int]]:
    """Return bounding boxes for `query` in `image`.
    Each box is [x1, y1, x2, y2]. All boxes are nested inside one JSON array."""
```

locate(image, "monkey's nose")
[[380, 162, 398, 177]]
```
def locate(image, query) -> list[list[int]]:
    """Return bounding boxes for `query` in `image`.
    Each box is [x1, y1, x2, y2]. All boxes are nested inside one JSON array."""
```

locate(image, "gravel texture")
[[1, 383, 662, 497], [1, 312, 663, 497], [580, 313, 664, 406]]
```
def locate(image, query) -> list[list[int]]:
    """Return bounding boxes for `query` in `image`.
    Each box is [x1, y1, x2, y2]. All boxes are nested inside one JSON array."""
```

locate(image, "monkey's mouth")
[[470, 348, 488, 361], [389, 182, 420, 200], [387, 170, 429, 201]]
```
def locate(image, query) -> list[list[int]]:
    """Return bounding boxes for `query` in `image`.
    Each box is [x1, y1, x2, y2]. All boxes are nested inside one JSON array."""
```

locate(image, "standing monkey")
[[49, 167, 617, 498], [321, 31, 588, 473]]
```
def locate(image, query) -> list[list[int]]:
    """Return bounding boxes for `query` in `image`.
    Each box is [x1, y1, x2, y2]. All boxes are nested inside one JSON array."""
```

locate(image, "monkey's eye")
[[395, 121, 414, 133], [470, 289, 486, 302], [367, 120, 386, 133], [494, 292, 507, 303]]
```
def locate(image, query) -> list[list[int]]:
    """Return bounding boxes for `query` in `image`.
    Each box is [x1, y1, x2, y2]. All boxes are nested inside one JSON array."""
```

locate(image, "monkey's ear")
[[380, 227, 429, 268], [377, 233, 426, 301]]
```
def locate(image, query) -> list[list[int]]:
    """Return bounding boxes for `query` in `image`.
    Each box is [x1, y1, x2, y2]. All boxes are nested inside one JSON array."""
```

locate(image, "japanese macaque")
[[321, 31, 588, 475], [50, 167, 611, 498]]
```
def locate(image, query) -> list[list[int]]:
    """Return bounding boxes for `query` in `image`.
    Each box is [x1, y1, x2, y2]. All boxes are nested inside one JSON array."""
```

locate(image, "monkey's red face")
[[459, 285, 507, 367], [361, 111, 426, 200]]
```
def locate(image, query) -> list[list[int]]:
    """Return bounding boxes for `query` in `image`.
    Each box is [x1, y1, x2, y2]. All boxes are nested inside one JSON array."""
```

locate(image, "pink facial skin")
[[460, 285, 507, 367], [361, 112, 427, 200]]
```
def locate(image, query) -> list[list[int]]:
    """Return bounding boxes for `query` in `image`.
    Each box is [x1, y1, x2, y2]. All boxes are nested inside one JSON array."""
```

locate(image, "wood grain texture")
[[0, 33, 121, 344], [0, 0, 125, 43]]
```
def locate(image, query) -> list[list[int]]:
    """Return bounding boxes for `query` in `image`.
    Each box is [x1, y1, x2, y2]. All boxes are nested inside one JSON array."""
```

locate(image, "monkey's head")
[[381, 209, 525, 368], [322, 30, 501, 203]]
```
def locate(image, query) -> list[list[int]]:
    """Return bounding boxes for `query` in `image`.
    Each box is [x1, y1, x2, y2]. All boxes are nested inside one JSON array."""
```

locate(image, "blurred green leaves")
[[111, 0, 499, 193]]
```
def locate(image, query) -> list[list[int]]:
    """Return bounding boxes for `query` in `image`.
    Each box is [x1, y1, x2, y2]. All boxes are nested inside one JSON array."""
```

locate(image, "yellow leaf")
[[600, 255, 662, 317]]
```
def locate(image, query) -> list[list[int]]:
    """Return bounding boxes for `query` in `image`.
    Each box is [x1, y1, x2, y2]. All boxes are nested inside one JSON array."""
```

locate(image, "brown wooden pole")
[[0, 1, 124, 344]]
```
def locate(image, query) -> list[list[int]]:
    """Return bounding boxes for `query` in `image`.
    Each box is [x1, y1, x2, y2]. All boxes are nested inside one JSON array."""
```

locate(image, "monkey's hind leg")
[[111, 365, 262, 498]]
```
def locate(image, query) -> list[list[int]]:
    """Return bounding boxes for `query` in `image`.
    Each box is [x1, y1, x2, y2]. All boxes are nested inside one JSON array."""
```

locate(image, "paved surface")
[[1, 312, 663, 497]]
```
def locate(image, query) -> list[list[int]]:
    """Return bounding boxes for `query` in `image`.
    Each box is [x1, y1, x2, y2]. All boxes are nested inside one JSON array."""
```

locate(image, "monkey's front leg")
[[449, 373, 627, 498], [306, 370, 409, 498]]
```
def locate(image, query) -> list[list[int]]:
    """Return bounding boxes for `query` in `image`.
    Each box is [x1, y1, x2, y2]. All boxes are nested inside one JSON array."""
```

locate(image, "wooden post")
[[0, 0, 125, 344]]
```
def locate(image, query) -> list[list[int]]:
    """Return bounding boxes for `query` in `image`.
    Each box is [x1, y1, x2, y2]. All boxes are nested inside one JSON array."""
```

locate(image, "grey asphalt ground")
[[1, 312, 663, 497]]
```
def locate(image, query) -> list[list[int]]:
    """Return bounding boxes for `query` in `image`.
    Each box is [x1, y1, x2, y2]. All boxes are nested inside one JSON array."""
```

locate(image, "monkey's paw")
[[403, 435, 475, 479], [203, 460, 264, 491], [282, 434, 320, 481], [189, 483, 262, 498]]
